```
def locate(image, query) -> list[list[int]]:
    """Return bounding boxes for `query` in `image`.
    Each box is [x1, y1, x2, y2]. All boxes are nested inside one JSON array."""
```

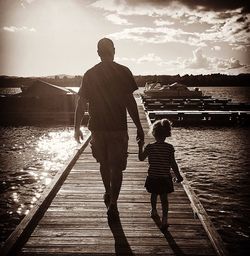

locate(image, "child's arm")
[[138, 141, 148, 161], [170, 152, 183, 183]]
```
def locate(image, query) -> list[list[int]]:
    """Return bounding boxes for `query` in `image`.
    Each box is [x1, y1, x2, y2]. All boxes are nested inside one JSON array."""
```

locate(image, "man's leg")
[[90, 132, 111, 205], [110, 168, 123, 205], [107, 131, 128, 217], [100, 161, 111, 196]]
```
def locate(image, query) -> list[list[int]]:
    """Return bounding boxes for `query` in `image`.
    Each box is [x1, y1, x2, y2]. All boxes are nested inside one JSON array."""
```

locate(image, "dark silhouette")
[[74, 38, 144, 219], [138, 119, 183, 230], [152, 215, 185, 256], [108, 217, 134, 256]]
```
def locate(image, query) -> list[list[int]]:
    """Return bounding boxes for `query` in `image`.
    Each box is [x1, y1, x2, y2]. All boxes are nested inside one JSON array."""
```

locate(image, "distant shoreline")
[[0, 73, 249, 88]]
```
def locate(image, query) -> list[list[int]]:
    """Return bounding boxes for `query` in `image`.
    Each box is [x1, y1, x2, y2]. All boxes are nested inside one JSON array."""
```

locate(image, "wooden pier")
[[141, 95, 250, 126], [1, 100, 228, 256], [148, 110, 250, 126]]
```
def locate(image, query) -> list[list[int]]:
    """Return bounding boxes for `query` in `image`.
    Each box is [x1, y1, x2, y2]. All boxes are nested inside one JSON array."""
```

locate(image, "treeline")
[[43, 75, 82, 87], [0, 73, 249, 88], [0, 75, 82, 88], [134, 73, 250, 87]]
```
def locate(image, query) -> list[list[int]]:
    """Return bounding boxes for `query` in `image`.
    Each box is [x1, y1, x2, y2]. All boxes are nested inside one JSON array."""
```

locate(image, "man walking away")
[[74, 38, 144, 219]]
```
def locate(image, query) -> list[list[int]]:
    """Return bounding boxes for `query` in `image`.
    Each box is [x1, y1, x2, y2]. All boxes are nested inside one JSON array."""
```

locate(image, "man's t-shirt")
[[78, 61, 138, 131]]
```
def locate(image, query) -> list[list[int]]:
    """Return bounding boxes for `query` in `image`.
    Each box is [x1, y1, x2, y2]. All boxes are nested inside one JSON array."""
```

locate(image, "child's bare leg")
[[150, 193, 158, 217], [160, 193, 169, 227], [151, 193, 157, 209]]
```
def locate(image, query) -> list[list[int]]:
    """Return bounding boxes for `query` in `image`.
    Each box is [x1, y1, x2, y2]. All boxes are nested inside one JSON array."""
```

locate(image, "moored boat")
[[144, 82, 203, 98]]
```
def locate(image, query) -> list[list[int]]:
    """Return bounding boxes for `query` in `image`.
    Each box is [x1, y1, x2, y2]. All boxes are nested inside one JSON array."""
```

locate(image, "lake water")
[[0, 126, 89, 246], [0, 86, 250, 255]]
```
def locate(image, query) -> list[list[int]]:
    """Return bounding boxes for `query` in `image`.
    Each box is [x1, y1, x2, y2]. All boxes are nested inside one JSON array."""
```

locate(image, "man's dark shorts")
[[90, 131, 129, 171]]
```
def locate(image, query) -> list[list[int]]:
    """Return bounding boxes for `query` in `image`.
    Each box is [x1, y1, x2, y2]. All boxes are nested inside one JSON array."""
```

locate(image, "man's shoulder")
[[85, 62, 130, 74], [85, 63, 102, 75], [113, 62, 131, 73]]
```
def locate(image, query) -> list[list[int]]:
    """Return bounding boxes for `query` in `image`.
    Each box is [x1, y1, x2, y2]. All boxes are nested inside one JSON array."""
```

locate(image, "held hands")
[[136, 127, 144, 144], [137, 139, 145, 147], [74, 129, 84, 143]]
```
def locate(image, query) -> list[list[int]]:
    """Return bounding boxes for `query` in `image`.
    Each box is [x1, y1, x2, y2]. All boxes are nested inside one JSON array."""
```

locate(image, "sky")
[[0, 0, 249, 77]]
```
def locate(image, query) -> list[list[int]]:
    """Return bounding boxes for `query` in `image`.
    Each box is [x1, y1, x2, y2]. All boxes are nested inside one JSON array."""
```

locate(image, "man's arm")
[[125, 94, 144, 142], [74, 96, 87, 143], [138, 141, 147, 161]]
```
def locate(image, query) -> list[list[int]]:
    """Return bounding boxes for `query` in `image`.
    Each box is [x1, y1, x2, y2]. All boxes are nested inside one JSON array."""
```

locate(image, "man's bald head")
[[97, 38, 115, 59]]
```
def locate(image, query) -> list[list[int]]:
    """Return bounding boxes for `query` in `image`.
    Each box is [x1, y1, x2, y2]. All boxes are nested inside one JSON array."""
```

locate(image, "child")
[[138, 118, 183, 231]]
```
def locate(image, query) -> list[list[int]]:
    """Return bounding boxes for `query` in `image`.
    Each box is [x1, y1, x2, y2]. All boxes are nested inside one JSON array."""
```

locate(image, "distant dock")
[[142, 94, 250, 126], [0, 98, 228, 256]]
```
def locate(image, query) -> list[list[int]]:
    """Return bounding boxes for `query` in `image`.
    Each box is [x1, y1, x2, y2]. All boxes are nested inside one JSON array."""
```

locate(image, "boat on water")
[[144, 82, 203, 98], [0, 80, 87, 125]]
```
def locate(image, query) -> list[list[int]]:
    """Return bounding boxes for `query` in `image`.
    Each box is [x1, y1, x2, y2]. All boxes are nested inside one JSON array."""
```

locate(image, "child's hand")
[[173, 176, 183, 183]]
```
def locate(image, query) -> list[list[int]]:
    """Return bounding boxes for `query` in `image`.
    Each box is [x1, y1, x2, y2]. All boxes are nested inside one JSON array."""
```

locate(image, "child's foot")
[[149, 208, 158, 218]]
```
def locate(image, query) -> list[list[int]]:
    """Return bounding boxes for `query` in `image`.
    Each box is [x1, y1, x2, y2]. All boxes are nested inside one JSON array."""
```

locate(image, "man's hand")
[[136, 127, 144, 143], [74, 129, 84, 143]]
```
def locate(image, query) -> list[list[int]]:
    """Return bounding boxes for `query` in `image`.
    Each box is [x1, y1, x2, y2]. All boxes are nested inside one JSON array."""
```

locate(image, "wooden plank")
[[20, 245, 216, 256]]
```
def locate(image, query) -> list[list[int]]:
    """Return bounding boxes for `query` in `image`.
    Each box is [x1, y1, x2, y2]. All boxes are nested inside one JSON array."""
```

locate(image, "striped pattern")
[[145, 142, 174, 177]]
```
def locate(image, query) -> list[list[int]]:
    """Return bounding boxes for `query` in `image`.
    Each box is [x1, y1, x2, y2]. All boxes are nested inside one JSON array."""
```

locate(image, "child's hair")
[[150, 118, 172, 139]]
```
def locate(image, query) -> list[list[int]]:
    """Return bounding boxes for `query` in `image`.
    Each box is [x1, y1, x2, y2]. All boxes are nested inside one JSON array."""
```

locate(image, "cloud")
[[3, 26, 36, 33], [211, 46, 221, 51], [109, 17, 249, 49], [25, 0, 36, 3], [108, 27, 206, 47], [111, 0, 250, 13], [232, 45, 248, 51], [21, 0, 36, 4], [228, 58, 244, 69], [118, 48, 247, 75], [215, 57, 245, 70], [179, 0, 249, 13], [154, 19, 174, 26], [105, 14, 132, 25], [117, 53, 162, 64], [92, 0, 250, 15], [109, 19, 248, 48], [20, 0, 36, 8], [93, 0, 249, 51], [183, 48, 246, 71], [185, 48, 209, 69], [137, 53, 162, 63]]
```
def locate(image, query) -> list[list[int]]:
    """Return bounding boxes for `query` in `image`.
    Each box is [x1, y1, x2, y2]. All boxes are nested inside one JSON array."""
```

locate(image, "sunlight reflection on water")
[[0, 126, 89, 244]]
